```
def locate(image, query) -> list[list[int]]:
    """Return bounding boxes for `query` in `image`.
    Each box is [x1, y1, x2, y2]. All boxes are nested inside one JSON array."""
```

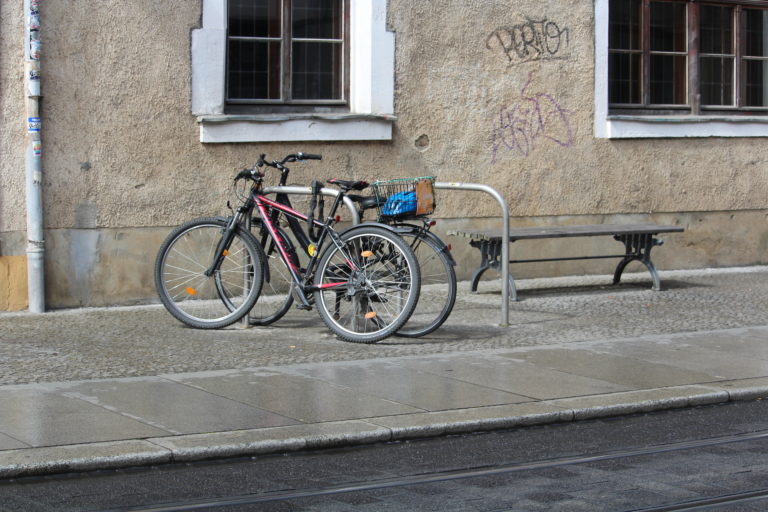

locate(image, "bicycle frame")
[[260, 159, 315, 258], [261, 192, 313, 257], [250, 189, 355, 307]]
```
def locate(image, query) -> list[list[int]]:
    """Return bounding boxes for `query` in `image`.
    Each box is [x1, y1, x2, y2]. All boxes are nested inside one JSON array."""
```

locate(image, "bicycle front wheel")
[[396, 230, 457, 338], [314, 226, 420, 343], [155, 217, 264, 329]]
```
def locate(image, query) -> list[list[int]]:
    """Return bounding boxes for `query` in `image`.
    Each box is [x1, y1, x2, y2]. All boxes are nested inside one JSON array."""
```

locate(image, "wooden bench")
[[448, 223, 685, 300]]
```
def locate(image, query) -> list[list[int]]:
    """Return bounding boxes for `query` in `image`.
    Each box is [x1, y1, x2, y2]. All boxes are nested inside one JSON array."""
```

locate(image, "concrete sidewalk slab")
[[395, 352, 633, 399], [1, 267, 768, 478], [166, 369, 425, 422]]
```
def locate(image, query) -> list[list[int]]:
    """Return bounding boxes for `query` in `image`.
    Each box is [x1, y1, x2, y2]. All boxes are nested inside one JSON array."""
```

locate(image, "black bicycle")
[[247, 167, 457, 338], [155, 153, 421, 344], [349, 178, 457, 338]]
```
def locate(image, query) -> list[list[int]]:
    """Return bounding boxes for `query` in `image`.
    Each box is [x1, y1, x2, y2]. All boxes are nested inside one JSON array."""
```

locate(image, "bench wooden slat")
[[448, 223, 684, 242]]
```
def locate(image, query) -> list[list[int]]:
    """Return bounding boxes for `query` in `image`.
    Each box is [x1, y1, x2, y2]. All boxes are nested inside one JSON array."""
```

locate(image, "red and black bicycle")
[[154, 153, 421, 344]]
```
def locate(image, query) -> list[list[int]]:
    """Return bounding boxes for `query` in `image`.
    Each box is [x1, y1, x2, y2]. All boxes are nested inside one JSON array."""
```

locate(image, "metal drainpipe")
[[24, 0, 45, 313]]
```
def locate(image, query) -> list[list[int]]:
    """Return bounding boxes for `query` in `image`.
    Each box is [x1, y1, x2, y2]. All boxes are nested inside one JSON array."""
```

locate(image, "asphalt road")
[[3, 399, 768, 511]]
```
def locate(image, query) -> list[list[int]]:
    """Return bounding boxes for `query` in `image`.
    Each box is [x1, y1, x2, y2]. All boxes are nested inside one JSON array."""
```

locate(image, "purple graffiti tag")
[[491, 71, 574, 161]]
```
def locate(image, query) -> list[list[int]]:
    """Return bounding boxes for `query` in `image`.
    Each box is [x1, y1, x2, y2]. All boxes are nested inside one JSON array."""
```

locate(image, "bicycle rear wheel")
[[396, 230, 457, 337], [314, 226, 420, 343], [247, 219, 296, 326], [155, 217, 264, 329]]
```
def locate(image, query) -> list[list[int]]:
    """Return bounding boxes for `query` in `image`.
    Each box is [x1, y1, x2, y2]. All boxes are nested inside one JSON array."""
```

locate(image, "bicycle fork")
[[203, 208, 247, 278]]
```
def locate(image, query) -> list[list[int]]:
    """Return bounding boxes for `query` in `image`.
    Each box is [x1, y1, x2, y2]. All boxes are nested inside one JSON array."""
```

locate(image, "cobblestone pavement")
[[0, 267, 766, 385]]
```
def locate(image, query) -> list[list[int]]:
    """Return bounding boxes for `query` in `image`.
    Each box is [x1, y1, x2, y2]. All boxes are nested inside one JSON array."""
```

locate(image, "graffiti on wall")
[[486, 17, 570, 66], [491, 71, 574, 161]]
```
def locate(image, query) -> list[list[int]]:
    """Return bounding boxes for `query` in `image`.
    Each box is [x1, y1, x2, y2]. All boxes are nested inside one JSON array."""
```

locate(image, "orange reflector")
[[222, 249, 229, 256], [185, 287, 197, 296], [365, 311, 377, 319], [361, 250, 373, 258]]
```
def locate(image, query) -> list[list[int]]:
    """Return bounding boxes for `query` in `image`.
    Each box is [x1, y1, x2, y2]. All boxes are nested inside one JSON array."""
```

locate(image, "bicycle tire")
[[154, 217, 265, 329], [247, 219, 297, 326], [396, 229, 457, 337], [313, 226, 420, 343]]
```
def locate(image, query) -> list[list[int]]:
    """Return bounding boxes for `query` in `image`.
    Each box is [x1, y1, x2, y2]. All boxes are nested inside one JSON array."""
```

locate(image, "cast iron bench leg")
[[613, 233, 663, 291], [469, 240, 491, 292], [469, 239, 519, 301]]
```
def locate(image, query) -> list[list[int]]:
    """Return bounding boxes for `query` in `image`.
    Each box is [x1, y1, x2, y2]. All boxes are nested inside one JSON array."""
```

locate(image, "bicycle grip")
[[235, 168, 252, 180], [299, 153, 322, 161]]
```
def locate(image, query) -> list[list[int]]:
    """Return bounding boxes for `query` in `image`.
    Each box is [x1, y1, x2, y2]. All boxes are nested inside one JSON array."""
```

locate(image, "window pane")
[[609, 52, 641, 104], [701, 57, 734, 105], [609, 0, 641, 50], [229, 0, 282, 38], [744, 9, 768, 57], [650, 55, 686, 104], [700, 5, 733, 54], [744, 59, 768, 106], [293, 0, 342, 39], [292, 42, 342, 100], [650, 1, 686, 52], [228, 40, 282, 100]]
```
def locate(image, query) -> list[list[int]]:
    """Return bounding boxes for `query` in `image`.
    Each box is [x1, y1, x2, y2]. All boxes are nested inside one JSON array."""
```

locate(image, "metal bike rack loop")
[[435, 182, 510, 327], [260, 183, 509, 327], [262, 186, 361, 225]]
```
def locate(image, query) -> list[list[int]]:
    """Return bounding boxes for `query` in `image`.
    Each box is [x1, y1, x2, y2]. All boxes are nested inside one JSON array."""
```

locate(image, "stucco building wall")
[[0, 2, 28, 310], [0, 0, 766, 309], [0, 1, 26, 236]]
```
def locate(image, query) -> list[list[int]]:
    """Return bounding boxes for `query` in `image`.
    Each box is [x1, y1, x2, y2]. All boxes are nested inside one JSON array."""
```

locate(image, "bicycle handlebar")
[[256, 152, 322, 169], [235, 168, 257, 181], [237, 152, 322, 183]]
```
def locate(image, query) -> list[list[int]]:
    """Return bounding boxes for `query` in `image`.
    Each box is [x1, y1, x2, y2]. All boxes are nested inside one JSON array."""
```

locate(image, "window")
[[227, 0, 348, 108], [595, 0, 768, 138], [608, 0, 768, 115], [192, 0, 395, 142]]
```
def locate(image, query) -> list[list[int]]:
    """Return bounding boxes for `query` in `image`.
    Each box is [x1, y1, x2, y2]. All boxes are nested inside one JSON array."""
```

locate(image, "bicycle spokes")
[[155, 218, 264, 329], [314, 228, 420, 343]]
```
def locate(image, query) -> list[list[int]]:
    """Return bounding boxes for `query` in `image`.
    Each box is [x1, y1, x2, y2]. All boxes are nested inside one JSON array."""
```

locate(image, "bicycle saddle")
[[347, 194, 386, 211], [327, 178, 369, 191]]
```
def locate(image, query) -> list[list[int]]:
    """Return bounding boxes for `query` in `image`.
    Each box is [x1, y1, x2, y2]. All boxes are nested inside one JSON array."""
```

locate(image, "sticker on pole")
[[27, 117, 41, 133]]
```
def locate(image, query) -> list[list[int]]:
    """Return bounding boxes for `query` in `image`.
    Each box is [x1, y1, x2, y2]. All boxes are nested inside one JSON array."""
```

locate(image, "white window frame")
[[192, 0, 395, 142], [594, 0, 768, 138]]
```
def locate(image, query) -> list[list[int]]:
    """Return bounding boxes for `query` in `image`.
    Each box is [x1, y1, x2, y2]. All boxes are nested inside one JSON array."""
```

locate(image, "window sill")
[[599, 115, 768, 139], [198, 113, 397, 143]]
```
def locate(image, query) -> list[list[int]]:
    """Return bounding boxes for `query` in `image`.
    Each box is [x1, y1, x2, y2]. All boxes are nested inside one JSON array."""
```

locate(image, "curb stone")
[[4, 383, 768, 479]]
